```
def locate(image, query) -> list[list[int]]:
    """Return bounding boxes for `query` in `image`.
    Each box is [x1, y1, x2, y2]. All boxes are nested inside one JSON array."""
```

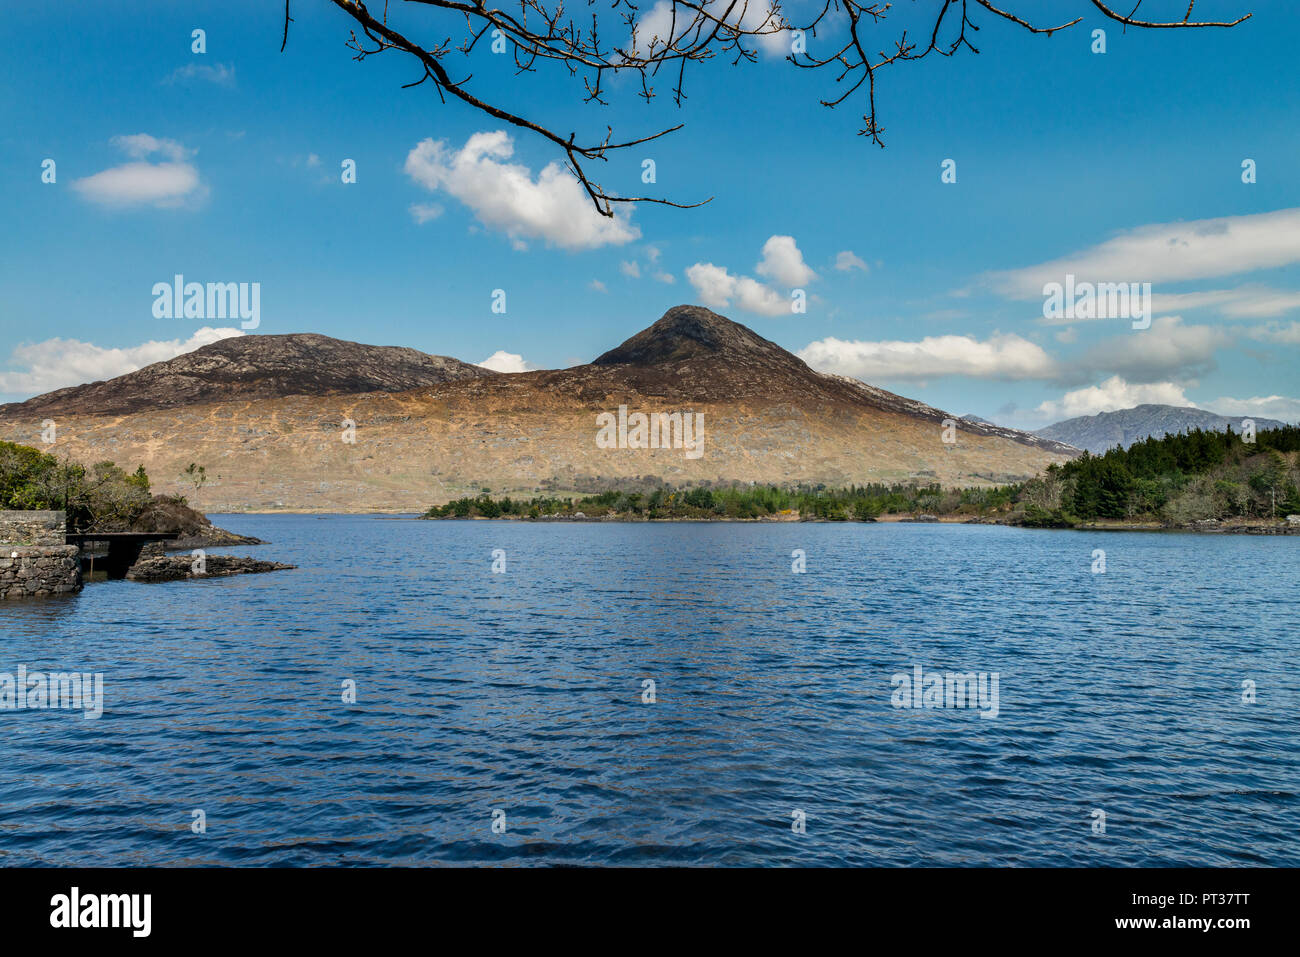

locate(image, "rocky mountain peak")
[[1, 332, 495, 417], [591, 305, 795, 366]]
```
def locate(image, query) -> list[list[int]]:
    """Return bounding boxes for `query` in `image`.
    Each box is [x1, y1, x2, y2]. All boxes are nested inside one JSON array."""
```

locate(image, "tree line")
[[426, 425, 1300, 526], [0, 441, 154, 531], [1020, 425, 1300, 526]]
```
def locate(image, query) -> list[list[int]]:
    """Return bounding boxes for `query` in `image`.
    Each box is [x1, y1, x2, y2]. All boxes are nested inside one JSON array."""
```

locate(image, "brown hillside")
[[0, 306, 1077, 511]]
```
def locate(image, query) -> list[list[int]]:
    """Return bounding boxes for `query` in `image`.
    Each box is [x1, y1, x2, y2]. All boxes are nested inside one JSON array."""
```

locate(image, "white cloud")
[[686, 262, 789, 316], [163, 62, 235, 86], [796, 316, 1236, 389], [588, 279, 608, 293], [73, 163, 202, 207], [653, 271, 675, 285], [756, 235, 817, 286], [1216, 290, 1300, 319], [0, 328, 243, 398], [645, 246, 661, 263], [1034, 377, 1194, 421], [404, 131, 639, 250], [620, 260, 641, 278], [1209, 394, 1300, 422], [111, 134, 193, 161], [740, 4, 789, 56], [834, 250, 869, 273], [1247, 321, 1300, 344], [755, 28, 791, 57], [477, 350, 535, 373], [989, 207, 1300, 299], [1079, 316, 1227, 384], [1147, 287, 1300, 319], [632, 1, 786, 58], [1144, 288, 1246, 316], [684, 234, 815, 316], [630, 1, 679, 55], [72, 134, 203, 208], [797, 332, 1056, 381], [1031, 286, 1300, 325], [409, 202, 444, 224]]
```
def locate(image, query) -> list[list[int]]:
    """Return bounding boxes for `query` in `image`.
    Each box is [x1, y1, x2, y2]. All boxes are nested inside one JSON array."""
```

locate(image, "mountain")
[[3, 333, 495, 417], [0, 306, 1077, 510], [593, 306, 784, 366], [1036, 404, 1289, 454]]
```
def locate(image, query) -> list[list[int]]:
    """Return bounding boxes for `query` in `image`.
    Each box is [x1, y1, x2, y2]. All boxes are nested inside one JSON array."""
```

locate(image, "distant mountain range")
[[1035, 404, 1289, 454], [0, 306, 1077, 510]]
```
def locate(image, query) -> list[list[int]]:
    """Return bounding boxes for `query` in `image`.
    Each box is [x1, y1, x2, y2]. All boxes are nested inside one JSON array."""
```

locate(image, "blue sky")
[[2, 0, 1298, 427]]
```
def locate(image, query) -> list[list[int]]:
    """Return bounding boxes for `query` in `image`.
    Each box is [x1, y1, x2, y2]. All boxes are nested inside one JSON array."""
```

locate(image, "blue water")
[[0, 516, 1297, 866]]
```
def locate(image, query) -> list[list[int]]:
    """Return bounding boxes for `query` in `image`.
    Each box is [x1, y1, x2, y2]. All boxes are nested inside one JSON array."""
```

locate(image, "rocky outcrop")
[[131, 496, 262, 551], [1199, 523, 1298, 535], [125, 555, 295, 582]]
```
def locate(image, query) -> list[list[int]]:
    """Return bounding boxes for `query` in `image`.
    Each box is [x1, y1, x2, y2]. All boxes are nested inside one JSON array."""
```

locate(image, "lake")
[[1, 516, 1297, 866]]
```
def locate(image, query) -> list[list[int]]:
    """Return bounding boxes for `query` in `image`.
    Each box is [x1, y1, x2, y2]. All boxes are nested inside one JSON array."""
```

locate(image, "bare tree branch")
[[282, 0, 294, 52], [1090, 0, 1250, 27], [283, 1, 1251, 216]]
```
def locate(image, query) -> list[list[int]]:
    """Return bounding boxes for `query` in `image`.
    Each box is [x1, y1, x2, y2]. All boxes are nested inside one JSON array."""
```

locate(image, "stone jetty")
[[0, 510, 81, 599]]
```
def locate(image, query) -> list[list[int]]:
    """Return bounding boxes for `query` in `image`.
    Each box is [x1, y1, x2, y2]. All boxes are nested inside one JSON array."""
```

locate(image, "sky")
[[2, 0, 1298, 429]]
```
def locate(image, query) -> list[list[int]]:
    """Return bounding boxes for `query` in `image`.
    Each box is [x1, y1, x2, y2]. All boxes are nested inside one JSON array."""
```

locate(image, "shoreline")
[[200, 510, 1299, 535]]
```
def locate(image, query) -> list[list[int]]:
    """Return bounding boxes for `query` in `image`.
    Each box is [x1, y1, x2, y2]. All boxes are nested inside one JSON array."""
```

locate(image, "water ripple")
[[0, 518, 1297, 865]]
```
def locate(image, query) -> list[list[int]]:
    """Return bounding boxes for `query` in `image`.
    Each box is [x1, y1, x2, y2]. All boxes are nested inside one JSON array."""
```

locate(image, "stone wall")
[[0, 545, 82, 598], [0, 510, 67, 546], [0, 512, 81, 598]]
